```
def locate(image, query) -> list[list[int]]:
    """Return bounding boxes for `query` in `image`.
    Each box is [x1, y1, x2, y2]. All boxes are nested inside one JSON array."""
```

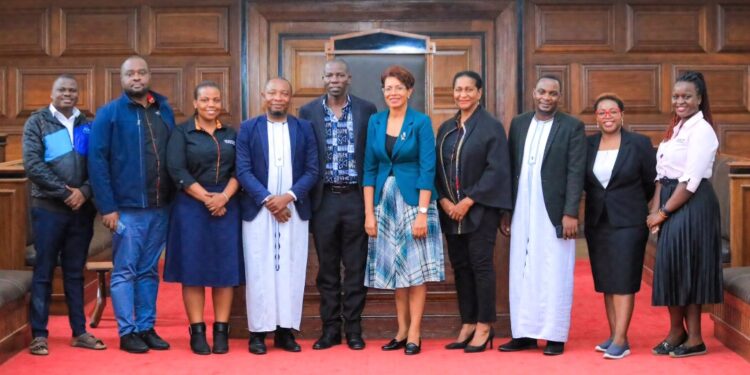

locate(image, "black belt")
[[324, 184, 358, 193]]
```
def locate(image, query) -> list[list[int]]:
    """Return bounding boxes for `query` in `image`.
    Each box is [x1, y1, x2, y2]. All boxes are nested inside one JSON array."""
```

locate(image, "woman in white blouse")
[[584, 93, 656, 359], [646, 71, 722, 358]]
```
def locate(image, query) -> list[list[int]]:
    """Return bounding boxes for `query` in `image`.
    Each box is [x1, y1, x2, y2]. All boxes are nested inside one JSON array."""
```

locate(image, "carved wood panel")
[[149, 6, 230, 55], [60, 7, 139, 56], [717, 4, 750, 53], [626, 4, 707, 52], [533, 3, 615, 52], [0, 8, 49, 56]]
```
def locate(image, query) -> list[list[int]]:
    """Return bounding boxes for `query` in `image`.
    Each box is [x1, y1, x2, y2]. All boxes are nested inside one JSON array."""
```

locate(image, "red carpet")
[[3, 261, 748, 374]]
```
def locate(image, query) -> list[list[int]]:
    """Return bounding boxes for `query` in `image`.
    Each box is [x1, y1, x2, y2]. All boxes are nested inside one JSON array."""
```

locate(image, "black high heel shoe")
[[464, 327, 494, 353], [404, 338, 421, 355], [381, 338, 407, 351], [445, 330, 475, 350]]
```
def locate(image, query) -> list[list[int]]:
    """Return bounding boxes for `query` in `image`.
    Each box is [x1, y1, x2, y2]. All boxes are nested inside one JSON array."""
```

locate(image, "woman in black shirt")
[[164, 81, 243, 355]]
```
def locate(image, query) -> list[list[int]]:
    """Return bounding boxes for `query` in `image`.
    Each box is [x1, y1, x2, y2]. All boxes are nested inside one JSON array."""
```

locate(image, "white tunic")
[[509, 117, 576, 342], [243, 120, 309, 332]]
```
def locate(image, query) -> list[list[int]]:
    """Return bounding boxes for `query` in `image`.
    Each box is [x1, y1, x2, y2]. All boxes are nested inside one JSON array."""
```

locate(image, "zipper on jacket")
[[142, 109, 161, 206], [200, 127, 222, 184], [137, 111, 147, 207]]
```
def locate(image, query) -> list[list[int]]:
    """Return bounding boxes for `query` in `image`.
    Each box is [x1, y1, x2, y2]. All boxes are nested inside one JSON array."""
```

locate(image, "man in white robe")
[[499, 76, 586, 355], [235, 78, 319, 354]]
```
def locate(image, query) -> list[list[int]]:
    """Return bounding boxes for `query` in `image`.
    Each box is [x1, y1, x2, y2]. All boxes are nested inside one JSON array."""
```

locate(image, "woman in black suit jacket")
[[584, 94, 656, 359], [436, 71, 512, 353]]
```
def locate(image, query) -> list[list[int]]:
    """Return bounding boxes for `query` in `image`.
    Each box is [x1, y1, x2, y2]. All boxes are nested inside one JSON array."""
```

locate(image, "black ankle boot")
[[212, 322, 229, 354], [189, 323, 211, 355]]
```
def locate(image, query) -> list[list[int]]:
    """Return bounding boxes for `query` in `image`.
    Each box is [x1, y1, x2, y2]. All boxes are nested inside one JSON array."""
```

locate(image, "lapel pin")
[[401, 132, 406, 140]]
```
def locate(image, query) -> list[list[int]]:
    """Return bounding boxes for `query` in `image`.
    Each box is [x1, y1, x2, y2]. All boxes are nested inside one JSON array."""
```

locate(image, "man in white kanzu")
[[499, 76, 586, 355], [235, 78, 319, 354]]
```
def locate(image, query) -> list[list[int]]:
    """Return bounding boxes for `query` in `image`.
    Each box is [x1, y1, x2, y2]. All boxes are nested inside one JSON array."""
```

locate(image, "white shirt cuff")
[[286, 190, 297, 201]]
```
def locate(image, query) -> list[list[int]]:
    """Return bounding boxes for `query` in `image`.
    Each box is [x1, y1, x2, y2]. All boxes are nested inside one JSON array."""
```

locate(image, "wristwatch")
[[417, 206, 428, 214]]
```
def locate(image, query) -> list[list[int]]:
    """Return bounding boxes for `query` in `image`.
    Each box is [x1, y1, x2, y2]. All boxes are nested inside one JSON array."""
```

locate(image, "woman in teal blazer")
[[362, 65, 444, 355]]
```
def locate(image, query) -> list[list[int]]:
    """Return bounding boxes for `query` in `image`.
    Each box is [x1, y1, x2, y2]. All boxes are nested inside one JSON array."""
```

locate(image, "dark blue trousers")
[[29, 206, 95, 338]]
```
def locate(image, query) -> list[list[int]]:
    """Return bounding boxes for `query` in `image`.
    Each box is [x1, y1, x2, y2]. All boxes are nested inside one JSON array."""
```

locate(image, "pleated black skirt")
[[652, 178, 723, 306], [585, 209, 648, 294]]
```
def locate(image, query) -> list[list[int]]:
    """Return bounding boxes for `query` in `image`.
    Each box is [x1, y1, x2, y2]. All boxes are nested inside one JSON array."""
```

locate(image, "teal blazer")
[[363, 107, 437, 206]]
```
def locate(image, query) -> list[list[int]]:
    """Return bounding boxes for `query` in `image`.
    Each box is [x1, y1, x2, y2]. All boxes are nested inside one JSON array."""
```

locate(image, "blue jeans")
[[30, 206, 95, 338], [111, 207, 168, 336]]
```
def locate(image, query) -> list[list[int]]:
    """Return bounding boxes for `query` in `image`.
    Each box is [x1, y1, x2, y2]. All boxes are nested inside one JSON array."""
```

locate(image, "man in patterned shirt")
[[299, 59, 377, 350]]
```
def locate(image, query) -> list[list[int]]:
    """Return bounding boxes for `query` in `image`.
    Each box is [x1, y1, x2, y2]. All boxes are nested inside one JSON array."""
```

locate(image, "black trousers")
[[311, 188, 368, 334], [445, 208, 500, 324]]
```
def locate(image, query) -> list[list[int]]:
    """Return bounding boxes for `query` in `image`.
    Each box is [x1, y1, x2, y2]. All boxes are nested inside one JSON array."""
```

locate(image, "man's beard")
[[269, 109, 287, 117], [125, 86, 149, 98]]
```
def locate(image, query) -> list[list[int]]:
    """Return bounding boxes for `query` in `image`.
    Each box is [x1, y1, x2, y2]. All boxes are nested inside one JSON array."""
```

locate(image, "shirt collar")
[[322, 95, 351, 114], [193, 116, 222, 130], [677, 110, 704, 131], [49, 104, 80, 121], [127, 91, 157, 107]]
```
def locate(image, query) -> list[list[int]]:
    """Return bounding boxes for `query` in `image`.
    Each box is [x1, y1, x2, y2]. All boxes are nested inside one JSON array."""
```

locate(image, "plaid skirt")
[[365, 176, 444, 289]]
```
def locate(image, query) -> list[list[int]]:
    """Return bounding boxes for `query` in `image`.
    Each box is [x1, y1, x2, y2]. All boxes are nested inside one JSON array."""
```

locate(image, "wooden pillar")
[[729, 160, 750, 267]]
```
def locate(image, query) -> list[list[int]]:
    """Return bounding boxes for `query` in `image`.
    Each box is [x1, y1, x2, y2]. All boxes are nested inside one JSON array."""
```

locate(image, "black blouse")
[[166, 118, 237, 190]]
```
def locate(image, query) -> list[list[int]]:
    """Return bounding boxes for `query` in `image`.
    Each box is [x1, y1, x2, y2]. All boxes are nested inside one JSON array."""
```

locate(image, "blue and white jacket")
[[22, 106, 92, 211]]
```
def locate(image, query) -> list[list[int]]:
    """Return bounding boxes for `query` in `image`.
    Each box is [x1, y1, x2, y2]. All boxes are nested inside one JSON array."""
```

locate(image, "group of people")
[[22, 54, 723, 361]]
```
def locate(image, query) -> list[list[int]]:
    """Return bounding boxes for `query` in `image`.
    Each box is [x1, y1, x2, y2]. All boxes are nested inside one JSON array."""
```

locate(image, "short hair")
[[263, 77, 293, 91], [193, 80, 221, 99], [380, 65, 415, 89], [536, 75, 562, 92], [594, 93, 624, 112], [325, 58, 350, 74], [452, 70, 483, 90], [120, 55, 149, 72], [55, 73, 77, 82]]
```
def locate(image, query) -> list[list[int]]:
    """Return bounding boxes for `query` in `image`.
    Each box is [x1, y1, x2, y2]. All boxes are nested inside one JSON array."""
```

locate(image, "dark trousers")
[[445, 208, 500, 324], [311, 189, 368, 334], [29, 206, 95, 338]]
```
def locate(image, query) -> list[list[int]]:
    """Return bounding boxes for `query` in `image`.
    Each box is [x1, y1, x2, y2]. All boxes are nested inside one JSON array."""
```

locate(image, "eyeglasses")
[[383, 85, 407, 93], [595, 109, 621, 118]]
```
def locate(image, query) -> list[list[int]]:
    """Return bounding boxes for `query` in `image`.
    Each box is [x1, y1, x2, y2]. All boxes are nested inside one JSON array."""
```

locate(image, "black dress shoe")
[[312, 332, 341, 350], [273, 328, 301, 352], [499, 337, 538, 352], [464, 328, 494, 353], [189, 323, 210, 355], [404, 339, 421, 355], [248, 333, 267, 355], [445, 330, 474, 350], [669, 343, 707, 358], [652, 333, 687, 355], [212, 322, 230, 354], [346, 333, 365, 350], [139, 328, 170, 350], [381, 338, 407, 351], [120, 333, 149, 353], [543, 341, 565, 356]]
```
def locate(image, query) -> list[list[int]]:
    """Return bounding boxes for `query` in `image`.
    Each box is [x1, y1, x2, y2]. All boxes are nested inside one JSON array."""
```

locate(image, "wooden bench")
[[85, 261, 113, 328], [0, 270, 32, 364]]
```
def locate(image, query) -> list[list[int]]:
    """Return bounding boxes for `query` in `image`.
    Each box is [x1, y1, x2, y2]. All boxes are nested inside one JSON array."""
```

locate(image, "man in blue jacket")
[[236, 77, 318, 354], [23, 74, 106, 355], [88, 56, 175, 354]]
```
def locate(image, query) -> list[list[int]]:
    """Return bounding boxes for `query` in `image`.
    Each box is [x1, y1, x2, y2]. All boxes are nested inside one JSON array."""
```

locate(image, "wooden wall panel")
[[15, 67, 95, 116], [0, 8, 49, 56], [718, 4, 750, 53], [431, 37, 482, 127], [581, 64, 661, 114], [60, 8, 139, 56], [720, 125, 750, 156], [673, 65, 749, 113], [626, 4, 707, 52], [526, 0, 750, 158], [150, 7, 229, 55], [0, 68, 5, 119], [534, 4, 615, 52], [0, 0, 242, 161]]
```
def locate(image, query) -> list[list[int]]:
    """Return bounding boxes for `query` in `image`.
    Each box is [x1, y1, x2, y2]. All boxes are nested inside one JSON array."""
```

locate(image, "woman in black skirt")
[[164, 81, 243, 355], [646, 71, 722, 358], [584, 93, 656, 359], [436, 71, 512, 353]]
